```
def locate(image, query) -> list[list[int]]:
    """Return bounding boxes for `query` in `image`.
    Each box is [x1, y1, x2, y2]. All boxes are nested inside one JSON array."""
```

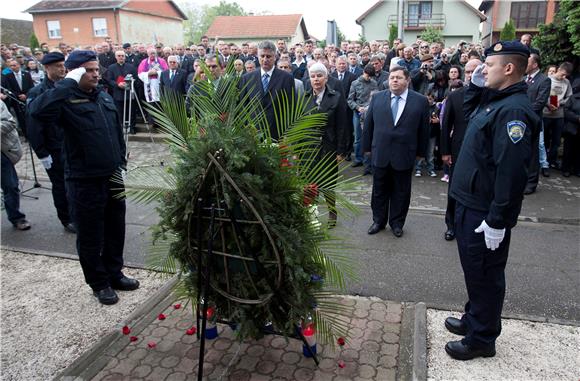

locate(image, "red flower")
[[337, 337, 345, 346], [303, 183, 319, 205], [158, 313, 166, 320], [280, 158, 291, 168], [122, 326, 131, 335], [338, 360, 346, 369], [173, 303, 182, 310], [186, 327, 197, 335], [129, 336, 138, 342], [147, 341, 156, 348]]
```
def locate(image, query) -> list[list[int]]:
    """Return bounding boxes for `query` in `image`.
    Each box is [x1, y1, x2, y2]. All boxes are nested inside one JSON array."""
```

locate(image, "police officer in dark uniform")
[[26, 52, 76, 233], [29, 51, 139, 305], [444, 41, 540, 360]]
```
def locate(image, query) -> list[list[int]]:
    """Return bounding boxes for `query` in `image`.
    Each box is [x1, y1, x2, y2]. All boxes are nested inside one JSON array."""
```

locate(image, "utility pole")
[[397, 0, 404, 40]]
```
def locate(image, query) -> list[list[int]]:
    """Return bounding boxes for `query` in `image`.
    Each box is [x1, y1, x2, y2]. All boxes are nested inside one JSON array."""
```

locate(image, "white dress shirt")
[[391, 88, 408, 125]]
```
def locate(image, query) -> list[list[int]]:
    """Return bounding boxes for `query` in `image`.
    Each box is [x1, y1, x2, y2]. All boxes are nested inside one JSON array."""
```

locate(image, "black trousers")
[[371, 165, 412, 229], [455, 203, 511, 348], [562, 133, 580, 174], [543, 117, 564, 164], [45, 150, 72, 224], [445, 162, 456, 231], [115, 99, 136, 132], [525, 123, 541, 191], [66, 176, 126, 291]]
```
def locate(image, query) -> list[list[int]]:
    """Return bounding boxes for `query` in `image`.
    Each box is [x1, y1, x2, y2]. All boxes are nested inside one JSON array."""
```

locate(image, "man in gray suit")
[[524, 53, 551, 194], [363, 66, 430, 237]]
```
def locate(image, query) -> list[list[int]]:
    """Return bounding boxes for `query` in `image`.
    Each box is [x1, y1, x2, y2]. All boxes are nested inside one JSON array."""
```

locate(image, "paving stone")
[[348, 327, 364, 339], [228, 369, 251, 381], [108, 358, 137, 375], [362, 329, 383, 343], [261, 348, 284, 362], [246, 344, 265, 357], [165, 371, 187, 381], [234, 355, 259, 371], [359, 350, 380, 367], [358, 364, 377, 379], [255, 360, 277, 375], [270, 337, 289, 349], [317, 358, 337, 372], [144, 366, 171, 381], [338, 298, 357, 306], [361, 340, 380, 352], [370, 302, 387, 311], [383, 323, 400, 334], [335, 361, 359, 378], [150, 326, 170, 338], [212, 337, 233, 351], [380, 343, 399, 357], [386, 303, 402, 315], [281, 351, 301, 365], [102, 358, 119, 371], [272, 362, 298, 380], [91, 371, 109, 381], [128, 348, 148, 362], [341, 348, 359, 361], [160, 355, 181, 368], [294, 367, 315, 381], [101, 373, 124, 381], [375, 366, 396, 380], [353, 308, 369, 319], [366, 320, 383, 330], [132, 364, 152, 378], [382, 332, 399, 344], [379, 355, 397, 368], [368, 310, 387, 321], [384, 313, 401, 323], [350, 318, 368, 330]]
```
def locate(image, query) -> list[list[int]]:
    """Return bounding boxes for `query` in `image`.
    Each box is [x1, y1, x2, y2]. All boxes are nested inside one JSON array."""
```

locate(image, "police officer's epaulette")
[[68, 98, 90, 104]]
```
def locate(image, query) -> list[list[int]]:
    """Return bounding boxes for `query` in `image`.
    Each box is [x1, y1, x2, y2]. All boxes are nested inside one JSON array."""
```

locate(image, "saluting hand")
[[65, 67, 86, 84]]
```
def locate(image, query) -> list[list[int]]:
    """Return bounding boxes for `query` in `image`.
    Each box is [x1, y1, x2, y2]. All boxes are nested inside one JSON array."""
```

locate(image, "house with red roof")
[[205, 14, 310, 46]]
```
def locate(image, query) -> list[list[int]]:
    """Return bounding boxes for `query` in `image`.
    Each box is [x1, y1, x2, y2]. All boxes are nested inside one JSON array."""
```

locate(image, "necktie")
[[262, 73, 270, 92], [391, 95, 401, 124], [526, 75, 533, 84], [15, 72, 22, 90], [170, 70, 175, 82], [350, 67, 355, 73], [339, 73, 343, 81]]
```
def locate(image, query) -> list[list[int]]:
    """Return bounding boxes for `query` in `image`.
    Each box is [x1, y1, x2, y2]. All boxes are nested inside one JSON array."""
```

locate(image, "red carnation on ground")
[[122, 326, 131, 335], [337, 337, 345, 346], [186, 327, 197, 335], [147, 341, 156, 348], [338, 360, 346, 368], [129, 336, 138, 342], [173, 303, 182, 310], [158, 313, 166, 320]]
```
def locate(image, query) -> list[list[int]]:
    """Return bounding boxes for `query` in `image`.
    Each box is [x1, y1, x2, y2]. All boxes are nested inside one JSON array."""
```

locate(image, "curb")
[[55, 276, 178, 381], [397, 302, 427, 381]]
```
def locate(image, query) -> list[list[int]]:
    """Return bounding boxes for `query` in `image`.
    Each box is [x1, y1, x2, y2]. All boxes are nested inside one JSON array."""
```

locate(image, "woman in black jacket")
[[562, 78, 580, 177]]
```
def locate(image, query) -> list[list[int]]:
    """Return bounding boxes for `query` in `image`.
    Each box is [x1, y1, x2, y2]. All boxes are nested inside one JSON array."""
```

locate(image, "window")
[[92, 18, 108, 37], [47, 20, 61, 39], [407, 2, 433, 27], [511, 1, 547, 29]]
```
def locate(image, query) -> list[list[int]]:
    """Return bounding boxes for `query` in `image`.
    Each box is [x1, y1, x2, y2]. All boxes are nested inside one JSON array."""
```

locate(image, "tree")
[[533, 2, 576, 68], [181, 0, 246, 45], [388, 24, 398, 47], [499, 19, 516, 41], [419, 25, 444, 44], [560, 0, 580, 57], [357, 33, 367, 46], [336, 25, 346, 45], [29, 33, 40, 50]]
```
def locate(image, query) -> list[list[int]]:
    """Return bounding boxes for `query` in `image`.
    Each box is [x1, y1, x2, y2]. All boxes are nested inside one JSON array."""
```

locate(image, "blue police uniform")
[[27, 75, 73, 229], [29, 53, 129, 295], [448, 41, 541, 356]]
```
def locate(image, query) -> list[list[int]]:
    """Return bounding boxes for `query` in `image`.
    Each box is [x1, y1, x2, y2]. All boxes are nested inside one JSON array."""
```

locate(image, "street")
[[3, 140, 579, 323]]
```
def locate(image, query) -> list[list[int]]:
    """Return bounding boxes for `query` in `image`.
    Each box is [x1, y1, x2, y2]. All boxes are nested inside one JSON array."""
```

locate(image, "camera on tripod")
[[123, 74, 134, 90]]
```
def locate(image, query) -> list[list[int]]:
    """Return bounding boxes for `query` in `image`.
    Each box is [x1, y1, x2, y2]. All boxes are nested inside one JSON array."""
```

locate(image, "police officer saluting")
[[444, 41, 540, 360], [29, 51, 139, 305], [26, 52, 76, 233]]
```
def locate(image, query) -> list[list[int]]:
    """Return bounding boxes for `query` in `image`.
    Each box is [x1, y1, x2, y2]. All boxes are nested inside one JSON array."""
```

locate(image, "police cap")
[[122, 43, 131, 49], [65, 50, 97, 70], [41, 52, 65, 65], [485, 41, 530, 58]]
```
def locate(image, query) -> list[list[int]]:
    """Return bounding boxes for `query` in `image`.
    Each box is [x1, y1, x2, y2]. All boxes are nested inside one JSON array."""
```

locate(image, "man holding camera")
[[29, 51, 138, 305], [104, 50, 139, 135], [411, 54, 436, 95]]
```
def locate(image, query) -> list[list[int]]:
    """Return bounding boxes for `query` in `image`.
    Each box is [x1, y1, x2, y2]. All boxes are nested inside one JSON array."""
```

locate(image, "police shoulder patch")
[[506, 120, 526, 144]]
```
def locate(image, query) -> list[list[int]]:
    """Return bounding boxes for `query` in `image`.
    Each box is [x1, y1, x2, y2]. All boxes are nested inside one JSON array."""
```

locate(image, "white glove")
[[39, 155, 53, 170], [121, 169, 127, 182], [65, 67, 86, 84], [474, 220, 505, 251], [471, 64, 486, 87]]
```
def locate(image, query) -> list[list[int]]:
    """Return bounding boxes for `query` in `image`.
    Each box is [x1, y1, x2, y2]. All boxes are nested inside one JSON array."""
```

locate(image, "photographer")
[[434, 49, 452, 74], [104, 50, 139, 134], [411, 54, 437, 95]]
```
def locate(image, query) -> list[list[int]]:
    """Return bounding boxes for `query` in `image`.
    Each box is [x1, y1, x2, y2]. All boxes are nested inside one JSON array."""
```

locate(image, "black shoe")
[[13, 219, 31, 231], [523, 188, 536, 195], [363, 169, 372, 176], [445, 340, 495, 361], [367, 223, 385, 235], [111, 276, 140, 291], [62, 222, 77, 233], [444, 229, 455, 241], [541, 168, 550, 177], [392, 227, 403, 238], [93, 287, 119, 305], [351, 161, 363, 167], [328, 212, 337, 229], [344, 155, 352, 162], [563, 171, 571, 177], [444, 317, 467, 335]]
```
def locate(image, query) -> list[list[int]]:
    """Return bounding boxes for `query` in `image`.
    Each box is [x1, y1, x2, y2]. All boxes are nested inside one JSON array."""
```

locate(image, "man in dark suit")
[[104, 50, 140, 134], [347, 53, 363, 77], [440, 59, 482, 241], [239, 40, 294, 140], [159, 55, 188, 97], [363, 66, 430, 237], [523, 53, 552, 194], [331, 56, 357, 160], [2, 58, 34, 135]]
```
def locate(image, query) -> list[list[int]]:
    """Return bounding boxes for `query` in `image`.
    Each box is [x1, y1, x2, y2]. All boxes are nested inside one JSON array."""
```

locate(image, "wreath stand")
[[190, 151, 319, 381]]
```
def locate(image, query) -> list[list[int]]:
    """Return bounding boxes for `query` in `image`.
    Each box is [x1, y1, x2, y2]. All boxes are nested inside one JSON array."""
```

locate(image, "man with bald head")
[[104, 50, 139, 134], [440, 59, 482, 241]]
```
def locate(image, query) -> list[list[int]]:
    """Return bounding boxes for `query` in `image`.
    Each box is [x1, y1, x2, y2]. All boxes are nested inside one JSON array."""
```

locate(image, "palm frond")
[[122, 165, 176, 205], [312, 292, 353, 349], [146, 231, 179, 275]]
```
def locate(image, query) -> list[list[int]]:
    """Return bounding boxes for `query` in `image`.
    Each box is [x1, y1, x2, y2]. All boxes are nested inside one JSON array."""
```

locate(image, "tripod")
[[1, 86, 51, 199], [122, 75, 153, 153]]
